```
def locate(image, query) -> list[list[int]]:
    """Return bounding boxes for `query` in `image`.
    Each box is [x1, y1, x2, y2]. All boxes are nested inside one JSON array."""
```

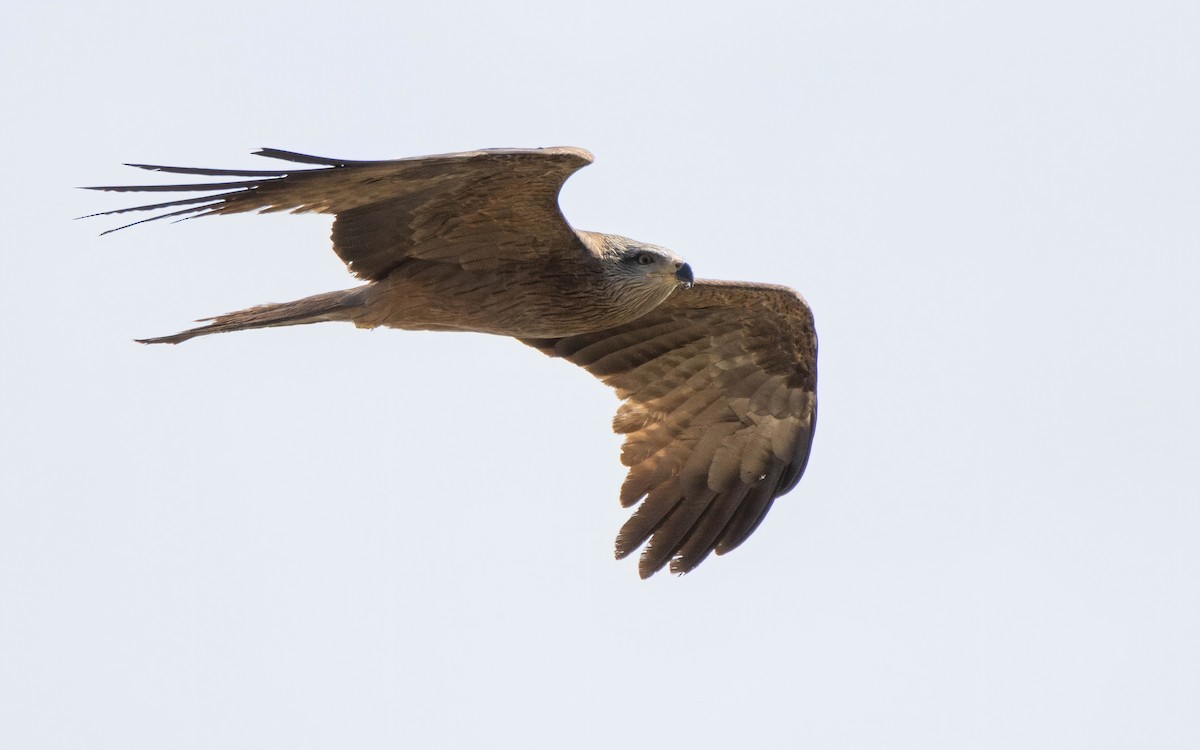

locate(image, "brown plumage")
[[85, 146, 817, 577]]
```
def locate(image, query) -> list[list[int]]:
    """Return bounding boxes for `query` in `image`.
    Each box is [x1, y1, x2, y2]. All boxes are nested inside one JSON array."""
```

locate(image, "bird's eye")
[[637, 253, 654, 266]]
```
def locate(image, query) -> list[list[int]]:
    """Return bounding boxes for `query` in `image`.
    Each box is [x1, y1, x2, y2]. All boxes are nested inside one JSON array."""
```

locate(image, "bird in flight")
[[85, 146, 817, 577]]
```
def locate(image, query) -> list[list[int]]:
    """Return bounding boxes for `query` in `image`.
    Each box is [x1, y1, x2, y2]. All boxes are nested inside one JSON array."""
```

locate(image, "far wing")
[[523, 280, 818, 577], [84, 146, 594, 279]]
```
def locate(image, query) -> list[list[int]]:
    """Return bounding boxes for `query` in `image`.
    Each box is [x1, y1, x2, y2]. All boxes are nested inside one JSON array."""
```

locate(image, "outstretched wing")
[[523, 280, 818, 577], [83, 146, 594, 279]]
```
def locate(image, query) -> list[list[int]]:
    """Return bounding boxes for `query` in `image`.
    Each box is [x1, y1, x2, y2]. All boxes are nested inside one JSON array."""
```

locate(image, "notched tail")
[[137, 287, 368, 345]]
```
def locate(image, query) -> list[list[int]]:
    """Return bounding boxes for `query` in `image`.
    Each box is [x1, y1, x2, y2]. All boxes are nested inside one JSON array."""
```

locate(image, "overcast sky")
[[4, 1, 1199, 748]]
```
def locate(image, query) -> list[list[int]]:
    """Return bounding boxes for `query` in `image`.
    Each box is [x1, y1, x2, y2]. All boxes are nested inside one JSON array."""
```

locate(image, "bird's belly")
[[360, 264, 649, 338]]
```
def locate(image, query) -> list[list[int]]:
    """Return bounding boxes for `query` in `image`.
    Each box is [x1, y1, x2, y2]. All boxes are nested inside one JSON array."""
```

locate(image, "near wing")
[[83, 146, 594, 279], [523, 280, 818, 577]]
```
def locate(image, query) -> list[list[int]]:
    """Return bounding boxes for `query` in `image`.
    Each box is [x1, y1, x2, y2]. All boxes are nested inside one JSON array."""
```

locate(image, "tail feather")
[[138, 287, 368, 345]]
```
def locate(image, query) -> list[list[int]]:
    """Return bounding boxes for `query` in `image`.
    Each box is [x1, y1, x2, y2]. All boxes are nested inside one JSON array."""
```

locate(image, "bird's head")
[[579, 232, 695, 322], [604, 236, 694, 291]]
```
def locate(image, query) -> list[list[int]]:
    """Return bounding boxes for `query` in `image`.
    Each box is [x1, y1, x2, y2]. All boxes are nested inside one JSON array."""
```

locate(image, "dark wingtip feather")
[[122, 162, 291, 177], [669, 485, 751, 575], [635, 489, 718, 578], [614, 486, 683, 564], [637, 546, 672, 579], [712, 461, 789, 556], [253, 148, 357, 167], [713, 490, 777, 556], [85, 201, 222, 235], [80, 180, 261, 193]]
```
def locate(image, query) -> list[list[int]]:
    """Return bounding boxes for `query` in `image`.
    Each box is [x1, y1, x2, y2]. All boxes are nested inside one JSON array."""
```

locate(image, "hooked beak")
[[675, 262, 694, 289]]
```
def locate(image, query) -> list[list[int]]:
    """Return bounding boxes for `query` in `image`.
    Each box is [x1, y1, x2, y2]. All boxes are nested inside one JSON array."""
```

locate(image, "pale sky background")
[[3, 1, 1199, 748]]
